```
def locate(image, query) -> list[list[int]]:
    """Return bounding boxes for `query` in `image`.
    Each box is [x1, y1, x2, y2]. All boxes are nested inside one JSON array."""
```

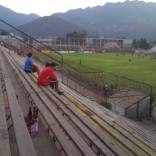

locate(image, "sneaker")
[[57, 91, 64, 95]]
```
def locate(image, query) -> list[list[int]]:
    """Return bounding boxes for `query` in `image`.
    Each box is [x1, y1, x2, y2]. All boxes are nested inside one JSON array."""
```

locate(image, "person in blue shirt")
[[24, 53, 40, 75]]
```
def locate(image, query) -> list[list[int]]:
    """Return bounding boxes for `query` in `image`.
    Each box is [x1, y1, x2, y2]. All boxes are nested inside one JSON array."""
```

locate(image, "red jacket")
[[37, 67, 57, 86]]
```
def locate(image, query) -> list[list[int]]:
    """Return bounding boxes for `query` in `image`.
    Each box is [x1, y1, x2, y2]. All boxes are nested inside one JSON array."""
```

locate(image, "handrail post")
[[136, 102, 140, 120], [149, 85, 153, 118], [61, 55, 64, 66]]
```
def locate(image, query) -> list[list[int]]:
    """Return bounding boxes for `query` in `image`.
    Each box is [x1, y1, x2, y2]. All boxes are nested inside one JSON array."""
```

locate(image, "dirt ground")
[[3, 54, 60, 156]]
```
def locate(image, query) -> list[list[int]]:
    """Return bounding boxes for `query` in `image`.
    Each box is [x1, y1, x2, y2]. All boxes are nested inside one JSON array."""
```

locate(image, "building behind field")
[[0, 34, 133, 53], [36, 37, 133, 52]]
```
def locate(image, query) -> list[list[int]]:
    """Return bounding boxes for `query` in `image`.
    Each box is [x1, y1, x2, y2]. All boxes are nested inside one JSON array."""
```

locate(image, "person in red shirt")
[[37, 62, 63, 95]]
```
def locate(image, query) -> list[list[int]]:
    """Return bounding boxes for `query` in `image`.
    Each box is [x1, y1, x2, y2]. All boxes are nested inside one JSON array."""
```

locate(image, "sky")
[[0, 0, 156, 16]]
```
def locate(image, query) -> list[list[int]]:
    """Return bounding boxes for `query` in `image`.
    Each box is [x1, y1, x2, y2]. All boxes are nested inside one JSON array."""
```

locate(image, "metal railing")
[[1, 18, 156, 114], [0, 18, 63, 65], [125, 95, 152, 119]]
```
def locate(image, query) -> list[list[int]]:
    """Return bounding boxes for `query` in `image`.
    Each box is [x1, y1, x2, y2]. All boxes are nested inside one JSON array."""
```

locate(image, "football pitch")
[[62, 52, 156, 86]]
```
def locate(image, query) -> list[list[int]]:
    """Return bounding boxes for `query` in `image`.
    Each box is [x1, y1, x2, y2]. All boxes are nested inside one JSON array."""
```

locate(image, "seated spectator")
[[24, 53, 40, 75], [37, 62, 63, 95]]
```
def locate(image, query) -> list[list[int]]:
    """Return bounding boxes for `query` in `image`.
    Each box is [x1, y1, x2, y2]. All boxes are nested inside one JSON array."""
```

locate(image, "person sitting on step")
[[24, 52, 40, 75], [37, 62, 63, 95]]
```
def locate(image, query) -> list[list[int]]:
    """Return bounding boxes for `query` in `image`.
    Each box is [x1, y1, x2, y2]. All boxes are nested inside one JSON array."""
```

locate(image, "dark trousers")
[[50, 81, 58, 90]]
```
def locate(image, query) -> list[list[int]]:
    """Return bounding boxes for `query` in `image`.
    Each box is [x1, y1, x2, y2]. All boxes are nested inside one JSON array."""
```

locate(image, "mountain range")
[[54, 1, 156, 41], [0, 5, 39, 30], [1, 1, 156, 41], [17, 15, 84, 38]]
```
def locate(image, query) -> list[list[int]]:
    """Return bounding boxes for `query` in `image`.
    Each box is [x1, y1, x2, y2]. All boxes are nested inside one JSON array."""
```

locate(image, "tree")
[[132, 39, 138, 48], [66, 31, 87, 45], [132, 38, 150, 49], [66, 31, 86, 39], [139, 38, 150, 49]]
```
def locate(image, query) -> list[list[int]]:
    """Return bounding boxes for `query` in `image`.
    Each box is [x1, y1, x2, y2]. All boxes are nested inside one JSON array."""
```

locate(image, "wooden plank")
[[27, 84, 82, 156], [41, 85, 146, 155], [86, 91, 156, 152], [18, 55, 125, 156], [24, 71, 118, 156], [27, 71, 126, 156], [0, 62, 11, 156], [0, 55, 37, 156], [62, 84, 156, 153], [10, 52, 149, 155], [31, 92, 82, 156], [4, 53, 84, 156], [92, 115, 151, 156], [7, 53, 98, 156], [10, 51, 156, 155], [26, 82, 96, 156], [43, 86, 126, 156], [41, 87, 118, 156], [58, 102, 134, 155], [27, 69, 125, 156]]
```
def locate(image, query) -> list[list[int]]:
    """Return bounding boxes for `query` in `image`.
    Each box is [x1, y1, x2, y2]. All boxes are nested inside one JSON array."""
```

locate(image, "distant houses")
[[0, 34, 133, 53], [37, 37, 133, 52]]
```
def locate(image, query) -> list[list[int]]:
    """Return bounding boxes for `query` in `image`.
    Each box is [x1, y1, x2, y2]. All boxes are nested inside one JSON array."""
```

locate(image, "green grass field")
[[43, 51, 156, 104], [62, 52, 156, 86]]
